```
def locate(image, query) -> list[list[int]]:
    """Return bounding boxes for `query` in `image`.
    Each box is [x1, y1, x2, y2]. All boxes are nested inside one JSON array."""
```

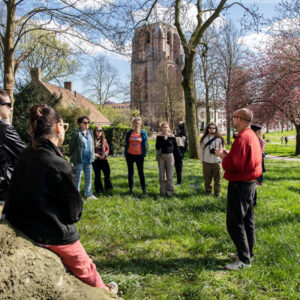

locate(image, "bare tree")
[[0, 0, 123, 102], [214, 21, 246, 144], [84, 55, 120, 107], [17, 31, 80, 83]]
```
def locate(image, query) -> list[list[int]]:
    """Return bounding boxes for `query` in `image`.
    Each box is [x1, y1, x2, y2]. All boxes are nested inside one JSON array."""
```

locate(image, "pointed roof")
[[41, 82, 110, 125]]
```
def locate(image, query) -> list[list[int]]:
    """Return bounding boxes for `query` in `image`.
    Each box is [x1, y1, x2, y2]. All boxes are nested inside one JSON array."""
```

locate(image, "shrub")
[[13, 83, 61, 142], [103, 125, 130, 156]]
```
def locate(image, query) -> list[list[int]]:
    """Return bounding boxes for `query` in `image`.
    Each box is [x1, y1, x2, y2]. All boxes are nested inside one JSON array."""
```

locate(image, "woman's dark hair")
[[77, 115, 90, 124], [200, 122, 225, 146], [93, 126, 105, 147], [29, 104, 62, 148], [177, 122, 186, 136]]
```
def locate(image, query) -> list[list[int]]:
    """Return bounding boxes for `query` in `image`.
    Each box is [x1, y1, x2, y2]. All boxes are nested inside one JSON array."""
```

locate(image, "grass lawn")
[[77, 142, 300, 299]]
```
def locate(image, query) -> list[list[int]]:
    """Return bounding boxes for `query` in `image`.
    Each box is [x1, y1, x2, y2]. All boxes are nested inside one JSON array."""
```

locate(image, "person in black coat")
[[174, 122, 188, 185], [0, 89, 25, 205], [4, 104, 117, 293]]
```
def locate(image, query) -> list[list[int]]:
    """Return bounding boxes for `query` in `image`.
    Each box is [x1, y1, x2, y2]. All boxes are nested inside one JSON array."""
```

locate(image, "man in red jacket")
[[215, 108, 262, 270]]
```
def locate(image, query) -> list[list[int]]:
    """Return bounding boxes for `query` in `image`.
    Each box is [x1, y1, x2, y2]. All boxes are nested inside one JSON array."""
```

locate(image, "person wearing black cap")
[[251, 124, 266, 206], [215, 108, 262, 270]]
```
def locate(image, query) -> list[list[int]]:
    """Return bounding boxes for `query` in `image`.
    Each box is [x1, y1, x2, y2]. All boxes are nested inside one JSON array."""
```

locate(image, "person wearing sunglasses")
[[200, 122, 225, 197], [4, 104, 117, 293], [92, 127, 113, 193], [0, 89, 25, 205], [69, 115, 97, 200]]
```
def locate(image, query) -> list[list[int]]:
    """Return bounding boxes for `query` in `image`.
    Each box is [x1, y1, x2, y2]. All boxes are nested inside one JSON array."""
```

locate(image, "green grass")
[[77, 142, 300, 299]]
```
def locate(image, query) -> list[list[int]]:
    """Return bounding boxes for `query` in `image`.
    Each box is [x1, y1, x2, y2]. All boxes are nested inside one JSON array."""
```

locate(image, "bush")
[[58, 105, 89, 153], [103, 125, 130, 156], [13, 83, 61, 142]]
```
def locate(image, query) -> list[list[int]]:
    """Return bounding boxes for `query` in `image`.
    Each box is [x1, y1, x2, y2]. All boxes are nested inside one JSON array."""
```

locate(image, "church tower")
[[130, 22, 185, 129]]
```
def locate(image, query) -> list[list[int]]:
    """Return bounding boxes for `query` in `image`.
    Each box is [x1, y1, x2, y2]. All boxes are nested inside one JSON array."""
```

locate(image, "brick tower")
[[130, 22, 185, 129]]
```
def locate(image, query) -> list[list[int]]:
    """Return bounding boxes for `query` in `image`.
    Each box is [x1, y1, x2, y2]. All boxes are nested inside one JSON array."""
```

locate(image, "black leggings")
[[92, 159, 112, 192], [125, 153, 146, 192]]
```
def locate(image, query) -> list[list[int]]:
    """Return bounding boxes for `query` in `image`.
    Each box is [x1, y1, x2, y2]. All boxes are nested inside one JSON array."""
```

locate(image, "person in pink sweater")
[[215, 108, 262, 270]]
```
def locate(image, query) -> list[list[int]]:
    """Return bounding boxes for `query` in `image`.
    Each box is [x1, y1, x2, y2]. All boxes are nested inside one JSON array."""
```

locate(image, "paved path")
[[265, 155, 300, 162]]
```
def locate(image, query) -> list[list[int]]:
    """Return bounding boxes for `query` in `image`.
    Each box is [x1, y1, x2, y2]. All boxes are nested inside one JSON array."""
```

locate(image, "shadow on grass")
[[288, 186, 300, 194], [95, 256, 226, 275], [166, 201, 226, 214]]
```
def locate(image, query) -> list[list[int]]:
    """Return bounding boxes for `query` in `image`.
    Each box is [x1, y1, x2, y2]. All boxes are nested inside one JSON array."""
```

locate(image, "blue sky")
[[70, 0, 283, 100]]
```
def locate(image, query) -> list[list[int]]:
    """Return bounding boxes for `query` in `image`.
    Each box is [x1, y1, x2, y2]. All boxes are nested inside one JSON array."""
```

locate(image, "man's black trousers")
[[227, 181, 256, 264]]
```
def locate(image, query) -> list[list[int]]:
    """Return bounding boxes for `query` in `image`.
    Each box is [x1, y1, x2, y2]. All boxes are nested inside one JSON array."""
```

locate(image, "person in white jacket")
[[200, 122, 225, 196]]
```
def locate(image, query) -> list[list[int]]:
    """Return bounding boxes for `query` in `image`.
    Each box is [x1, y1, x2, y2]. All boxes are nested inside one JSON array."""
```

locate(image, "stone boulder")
[[0, 219, 120, 300]]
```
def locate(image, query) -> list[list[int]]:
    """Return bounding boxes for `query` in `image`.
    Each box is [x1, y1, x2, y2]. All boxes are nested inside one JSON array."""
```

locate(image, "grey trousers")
[[158, 153, 174, 197]]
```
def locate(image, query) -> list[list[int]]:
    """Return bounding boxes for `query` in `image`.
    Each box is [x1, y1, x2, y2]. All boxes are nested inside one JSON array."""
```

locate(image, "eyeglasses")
[[59, 123, 69, 131], [0, 102, 12, 108], [63, 123, 69, 131], [208, 127, 216, 130]]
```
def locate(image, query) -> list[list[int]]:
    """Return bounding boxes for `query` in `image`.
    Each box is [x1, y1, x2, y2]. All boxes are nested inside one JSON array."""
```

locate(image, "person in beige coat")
[[156, 122, 178, 197], [200, 122, 225, 196]]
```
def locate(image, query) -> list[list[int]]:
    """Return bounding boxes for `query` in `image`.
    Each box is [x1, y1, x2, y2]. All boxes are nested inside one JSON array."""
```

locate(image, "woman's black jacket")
[[5, 140, 83, 245]]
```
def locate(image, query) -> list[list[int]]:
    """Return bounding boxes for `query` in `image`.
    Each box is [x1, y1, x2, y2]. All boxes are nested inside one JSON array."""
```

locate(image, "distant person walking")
[[124, 117, 147, 196], [215, 108, 262, 270], [92, 127, 112, 193], [200, 122, 225, 197], [174, 122, 188, 185], [69, 115, 97, 200], [156, 122, 178, 197], [285, 136, 288, 145], [280, 136, 284, 144]]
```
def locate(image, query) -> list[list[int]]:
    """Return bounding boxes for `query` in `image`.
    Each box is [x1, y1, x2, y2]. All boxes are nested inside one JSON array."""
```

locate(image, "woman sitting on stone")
[[4, 104, 117, 293], [92, 127, 113, 193]]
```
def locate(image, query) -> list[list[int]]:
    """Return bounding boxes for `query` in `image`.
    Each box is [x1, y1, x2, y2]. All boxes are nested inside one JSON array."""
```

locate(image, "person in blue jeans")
[[124, 117, 147, 196], [69, 115, 97, 200]]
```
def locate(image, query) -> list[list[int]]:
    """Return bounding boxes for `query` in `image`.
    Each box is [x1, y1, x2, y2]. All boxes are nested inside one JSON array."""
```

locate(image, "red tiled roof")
[[42, 82, 110, 125]]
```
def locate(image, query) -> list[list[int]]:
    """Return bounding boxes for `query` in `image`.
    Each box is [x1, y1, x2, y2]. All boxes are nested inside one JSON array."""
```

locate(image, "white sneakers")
[[86, 195, 98, 200], [225, 259, 251, 270]]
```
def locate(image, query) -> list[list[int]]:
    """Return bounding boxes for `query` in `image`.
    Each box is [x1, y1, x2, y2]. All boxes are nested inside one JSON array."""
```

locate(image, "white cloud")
[[262, 17, 300, 34], [238, 16, 300, 52], [133, 2, 226, 33], [238, 33, 272, 52], [63, 0, 114, 10]]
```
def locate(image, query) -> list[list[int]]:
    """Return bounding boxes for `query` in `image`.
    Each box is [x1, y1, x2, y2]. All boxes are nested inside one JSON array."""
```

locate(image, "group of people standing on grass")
[[0, 85, 264, 291], [70, 115, 189, 200]]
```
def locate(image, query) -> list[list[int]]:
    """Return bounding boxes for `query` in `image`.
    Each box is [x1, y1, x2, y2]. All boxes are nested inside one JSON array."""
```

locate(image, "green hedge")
[[103, 125, 130, 156]]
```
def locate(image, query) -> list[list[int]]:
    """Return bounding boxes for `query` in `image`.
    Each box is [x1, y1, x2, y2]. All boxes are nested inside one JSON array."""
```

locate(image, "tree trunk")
[[182, 56, 200, 159], [3, 1, 16, 104], [295, 124, 300, 155]]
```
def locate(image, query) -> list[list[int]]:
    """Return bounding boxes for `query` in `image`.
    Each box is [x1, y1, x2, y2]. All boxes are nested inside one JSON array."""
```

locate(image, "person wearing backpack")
[[200, 122, 225, 197]]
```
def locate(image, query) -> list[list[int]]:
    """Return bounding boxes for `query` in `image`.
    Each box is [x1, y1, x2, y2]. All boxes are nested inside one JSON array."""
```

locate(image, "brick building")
[[130, 22, 185, 129], [29, 68, 110, 126]]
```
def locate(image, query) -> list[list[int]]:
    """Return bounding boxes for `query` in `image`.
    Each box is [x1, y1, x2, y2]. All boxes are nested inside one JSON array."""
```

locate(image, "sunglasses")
[[96, 129, 102, 132], [0, 102, 12, 108], [208, 127, 216, 130], [82, 121, 90, 125]]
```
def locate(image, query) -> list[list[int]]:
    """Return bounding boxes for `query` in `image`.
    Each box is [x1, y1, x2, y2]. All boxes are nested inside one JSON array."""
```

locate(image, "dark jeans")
[[92, 159, 112, 193], [227, 181, 256, 264], [126, 153, 146, 192], [174, 157, 183, 184]]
